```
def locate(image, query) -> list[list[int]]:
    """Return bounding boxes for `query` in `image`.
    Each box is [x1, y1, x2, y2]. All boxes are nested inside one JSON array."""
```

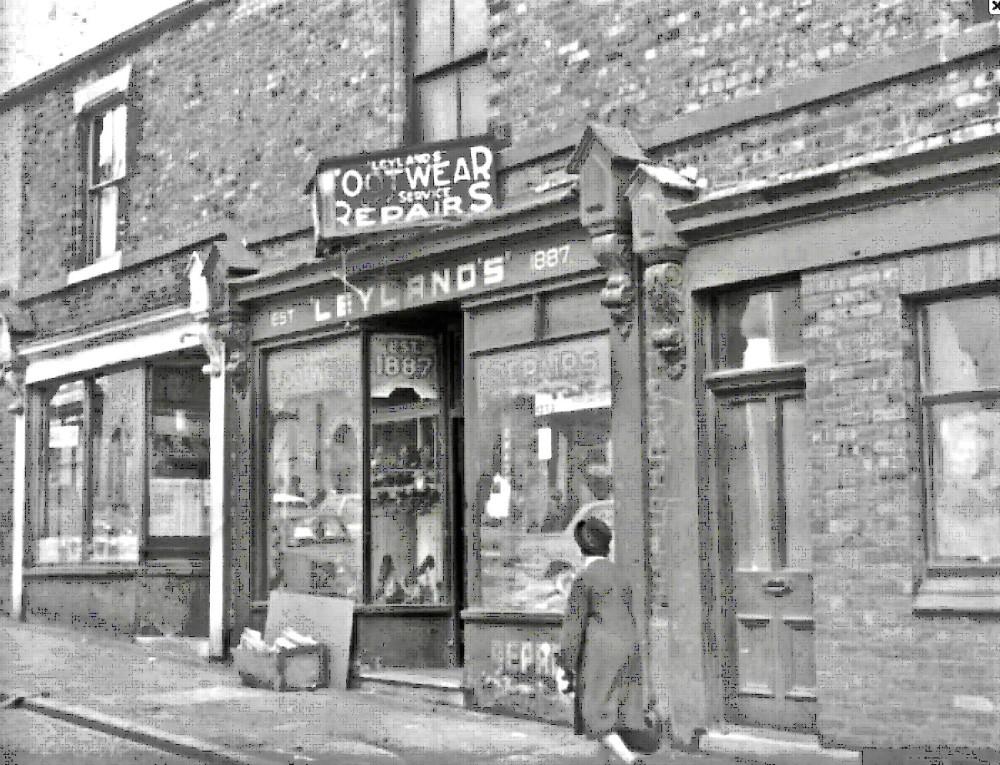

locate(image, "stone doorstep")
[[355, 667, 470, 709], [701, 727, 860, 765]]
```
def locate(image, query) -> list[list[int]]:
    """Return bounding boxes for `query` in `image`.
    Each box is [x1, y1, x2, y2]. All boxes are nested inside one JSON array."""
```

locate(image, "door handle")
[[762, 579, 791, 596]]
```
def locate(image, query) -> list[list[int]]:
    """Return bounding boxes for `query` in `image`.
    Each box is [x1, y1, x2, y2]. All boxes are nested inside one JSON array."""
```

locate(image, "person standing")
[[558, 517, 647, 765]]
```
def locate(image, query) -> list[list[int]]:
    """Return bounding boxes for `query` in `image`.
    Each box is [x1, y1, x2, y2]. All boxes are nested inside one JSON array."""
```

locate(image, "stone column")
[[5, 359, 28, 621], [199, 318, 251, 658]]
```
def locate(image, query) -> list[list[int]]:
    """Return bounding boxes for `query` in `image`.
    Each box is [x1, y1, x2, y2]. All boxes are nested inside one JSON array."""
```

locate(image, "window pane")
[[781, 396, 811, 569], [716, 283, 802, 370], [149, 367, 210, 538], [718, 399, 774, 570], [96, 185, 118, 260], [265, 338, 364, 600], [929, 400, 1000, 561], [543, 285, 611, 338], [454, 0, 488, 60], [924, 296, 1000, 393], [416, 72, 458, 142], [475, 336, 613, 611], [370, 335, 446, 605], [414, 0, 452, 74], [458, 61, 489, 137], [90, 369, 143, 562], [39, 382, 85, 564], [91, 104, 126, 184]]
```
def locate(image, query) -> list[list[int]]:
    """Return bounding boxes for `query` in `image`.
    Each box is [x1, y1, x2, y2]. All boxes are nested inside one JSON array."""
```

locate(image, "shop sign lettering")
[[475, 638, 573, 722], [312, 138, 497, 238], [254, 235, 599, 340], [490, 638, 562, 679]]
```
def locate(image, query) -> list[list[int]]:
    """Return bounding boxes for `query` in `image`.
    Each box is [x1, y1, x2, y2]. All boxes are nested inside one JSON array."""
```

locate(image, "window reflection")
[[716, 283, 802, 370], [39, 381, 85, 564], [475, 336, 613, 612], [148, 367, 210, 540], [369, 334, 447, 605], [91, 369, 143, 562], [922, 295, 1000, 563], [265, 339, 363, 599], [930, 402, 1000, 561]]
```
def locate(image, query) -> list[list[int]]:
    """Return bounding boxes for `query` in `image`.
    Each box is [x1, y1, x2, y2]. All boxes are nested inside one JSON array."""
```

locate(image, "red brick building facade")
[[1, 1, 999, 761]]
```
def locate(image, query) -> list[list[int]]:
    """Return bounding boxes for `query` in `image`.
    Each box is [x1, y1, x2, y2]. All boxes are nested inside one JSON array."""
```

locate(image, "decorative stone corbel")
[[567, 124, 650, 334], [199, 319, 250, 389], [645, 261, 687, 380], [624, 163, 699, 380], [0, 303, 35, 415], [591, 233, 637, 333]]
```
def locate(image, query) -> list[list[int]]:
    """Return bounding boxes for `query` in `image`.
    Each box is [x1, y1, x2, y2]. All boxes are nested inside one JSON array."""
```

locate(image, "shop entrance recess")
[[362, 314, 465, 669], [714, 387, 816, 731]]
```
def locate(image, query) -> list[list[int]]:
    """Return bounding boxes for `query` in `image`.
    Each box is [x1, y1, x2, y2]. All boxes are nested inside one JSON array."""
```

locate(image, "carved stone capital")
[[645, 261, 687, 380], [592, 233, 637, 331], [199, 319, 250, 390], [1, 358, 28, 414]]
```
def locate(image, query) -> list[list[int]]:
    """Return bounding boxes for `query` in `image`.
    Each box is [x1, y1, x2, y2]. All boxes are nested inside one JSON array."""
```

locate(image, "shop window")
[[714, 282, 802, 371], [39, 382, 86, 564], [369, 334, 447, 605], [411, 0, 489, 142], [36, 369, 144, 565], [147, 366, 211, 555], [263, 338, 364, 600], [920, 295, 1000, 565], [472, 335, 613, 612]]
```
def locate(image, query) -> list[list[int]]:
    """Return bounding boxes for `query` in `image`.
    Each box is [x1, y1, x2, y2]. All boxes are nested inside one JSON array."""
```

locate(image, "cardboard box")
[[234, 643, 329, 691]]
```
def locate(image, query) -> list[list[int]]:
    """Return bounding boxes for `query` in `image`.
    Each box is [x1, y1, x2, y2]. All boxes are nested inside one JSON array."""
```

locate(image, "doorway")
[[359, 310, 466, 669], [715, 387, 817, 731]]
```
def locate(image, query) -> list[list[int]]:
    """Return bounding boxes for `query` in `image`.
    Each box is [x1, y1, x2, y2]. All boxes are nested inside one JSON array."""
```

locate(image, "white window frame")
[[70, 64, 131, 284]]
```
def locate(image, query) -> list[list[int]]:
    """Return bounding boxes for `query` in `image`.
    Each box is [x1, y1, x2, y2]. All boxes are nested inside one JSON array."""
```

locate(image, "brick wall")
[[20, 0, 405, 291], [491, 0, 987, 153], [0, 387, 13, 616], [803, 238, 1000, 749], [0, 106, 22, 294], [15, 0, 1000, 331]]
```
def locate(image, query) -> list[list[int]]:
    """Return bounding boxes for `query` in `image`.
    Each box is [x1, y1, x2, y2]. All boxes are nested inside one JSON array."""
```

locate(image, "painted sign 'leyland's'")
[[311, 138, 497, 238]]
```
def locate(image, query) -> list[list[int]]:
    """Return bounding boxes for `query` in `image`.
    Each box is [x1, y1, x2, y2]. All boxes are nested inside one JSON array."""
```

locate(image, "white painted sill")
[[66, 251, 123, 285], [913, 575, 1000, 614]]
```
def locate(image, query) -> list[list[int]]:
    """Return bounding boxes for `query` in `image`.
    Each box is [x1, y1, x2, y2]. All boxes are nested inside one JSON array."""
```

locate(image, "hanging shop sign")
[[255, 233, 600, 340], [310, 137, 497, 239]]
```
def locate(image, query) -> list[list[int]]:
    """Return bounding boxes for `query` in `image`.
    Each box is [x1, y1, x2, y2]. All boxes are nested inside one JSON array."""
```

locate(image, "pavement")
[[0, 617, 743, 765]]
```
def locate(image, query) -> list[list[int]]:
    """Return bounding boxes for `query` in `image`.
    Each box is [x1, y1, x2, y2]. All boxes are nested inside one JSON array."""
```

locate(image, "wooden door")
[[716, 390, 816, 731]]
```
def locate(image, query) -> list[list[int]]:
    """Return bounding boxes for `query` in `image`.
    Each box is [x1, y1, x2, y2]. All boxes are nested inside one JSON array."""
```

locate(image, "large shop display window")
[[148, 367, 211, 547], [474, 335, 613, 612], [264, 337, 364, 599], [369, 334, 447, 606], [920, 295, 1000, 563], [37, 369, 146, 564]]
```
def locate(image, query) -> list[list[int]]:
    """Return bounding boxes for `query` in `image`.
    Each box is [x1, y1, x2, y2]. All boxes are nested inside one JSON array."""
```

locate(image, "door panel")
[[718, 392, 816, 731]]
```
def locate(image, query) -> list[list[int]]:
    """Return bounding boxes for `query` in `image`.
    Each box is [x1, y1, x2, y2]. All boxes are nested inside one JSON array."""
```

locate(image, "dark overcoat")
[[558, 558, 645, 738]]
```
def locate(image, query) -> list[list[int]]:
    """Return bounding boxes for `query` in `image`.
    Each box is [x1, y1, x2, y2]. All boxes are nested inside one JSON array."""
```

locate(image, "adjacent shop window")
[[474, 335, 613, 612], [714, 282, 802, 370], [85, 102, 127, 263], [920, 295, 1000, 564], [148, 367, 211, 548], [39, 382, 86, 564], [37, 370, 144, 565], [369, 334, 447, 605], [263, 338, 364, 599], [411, 0, 489, 142]]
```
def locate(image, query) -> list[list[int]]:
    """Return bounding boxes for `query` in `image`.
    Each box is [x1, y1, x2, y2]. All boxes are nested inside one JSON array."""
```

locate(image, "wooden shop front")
[[238, 200, 614, 718]]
